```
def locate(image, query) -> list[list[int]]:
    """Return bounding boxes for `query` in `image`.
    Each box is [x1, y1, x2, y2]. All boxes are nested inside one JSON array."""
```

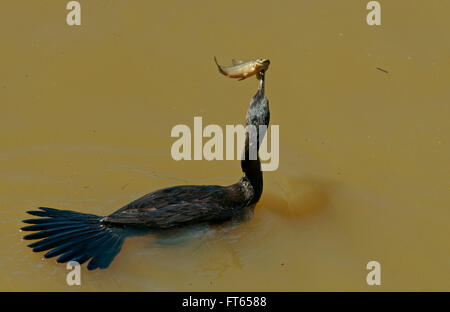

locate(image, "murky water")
[[1, 1, 449, 291]]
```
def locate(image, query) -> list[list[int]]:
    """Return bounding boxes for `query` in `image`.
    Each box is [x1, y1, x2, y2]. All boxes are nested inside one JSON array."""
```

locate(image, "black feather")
[[22, 207, 124, 270]]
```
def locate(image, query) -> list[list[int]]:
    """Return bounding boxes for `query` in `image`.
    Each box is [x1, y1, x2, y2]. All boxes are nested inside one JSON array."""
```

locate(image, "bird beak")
[[259, 70, 265, 90]]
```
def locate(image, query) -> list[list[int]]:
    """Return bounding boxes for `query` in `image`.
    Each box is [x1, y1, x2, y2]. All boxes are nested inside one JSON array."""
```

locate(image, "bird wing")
[[104, 185, 239, 229]]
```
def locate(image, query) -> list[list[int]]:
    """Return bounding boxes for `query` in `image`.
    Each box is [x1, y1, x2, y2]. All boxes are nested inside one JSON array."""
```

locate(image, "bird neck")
[[240, 154, 263, 205], [240, 73, 269, 205]]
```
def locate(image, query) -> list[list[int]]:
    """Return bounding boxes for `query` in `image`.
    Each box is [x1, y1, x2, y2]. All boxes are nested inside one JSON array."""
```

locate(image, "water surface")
[[0, 1, 449, 291]]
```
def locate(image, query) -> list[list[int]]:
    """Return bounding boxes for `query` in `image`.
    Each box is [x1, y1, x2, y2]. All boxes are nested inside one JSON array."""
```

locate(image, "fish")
[[214, 57, 270, 81]]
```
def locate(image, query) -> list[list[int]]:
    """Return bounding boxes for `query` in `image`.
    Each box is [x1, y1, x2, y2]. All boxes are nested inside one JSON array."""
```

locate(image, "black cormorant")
[[21, 70, 270, 270]]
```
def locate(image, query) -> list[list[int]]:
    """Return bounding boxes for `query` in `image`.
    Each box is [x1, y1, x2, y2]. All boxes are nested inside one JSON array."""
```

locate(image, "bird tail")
[[22, 207, 125, 270]]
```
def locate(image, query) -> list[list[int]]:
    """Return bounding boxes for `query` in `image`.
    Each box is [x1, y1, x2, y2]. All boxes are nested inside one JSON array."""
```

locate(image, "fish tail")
[[213, 56, 226, 75], [22, 207, 125, 270]]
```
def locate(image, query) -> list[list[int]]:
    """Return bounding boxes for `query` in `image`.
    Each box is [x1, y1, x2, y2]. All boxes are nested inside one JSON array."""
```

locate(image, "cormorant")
[[21, 70, 270, 270]]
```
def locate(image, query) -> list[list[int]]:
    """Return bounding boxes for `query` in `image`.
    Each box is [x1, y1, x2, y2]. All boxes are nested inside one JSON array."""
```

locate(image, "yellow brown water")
[[1, 1, 449, 291]]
